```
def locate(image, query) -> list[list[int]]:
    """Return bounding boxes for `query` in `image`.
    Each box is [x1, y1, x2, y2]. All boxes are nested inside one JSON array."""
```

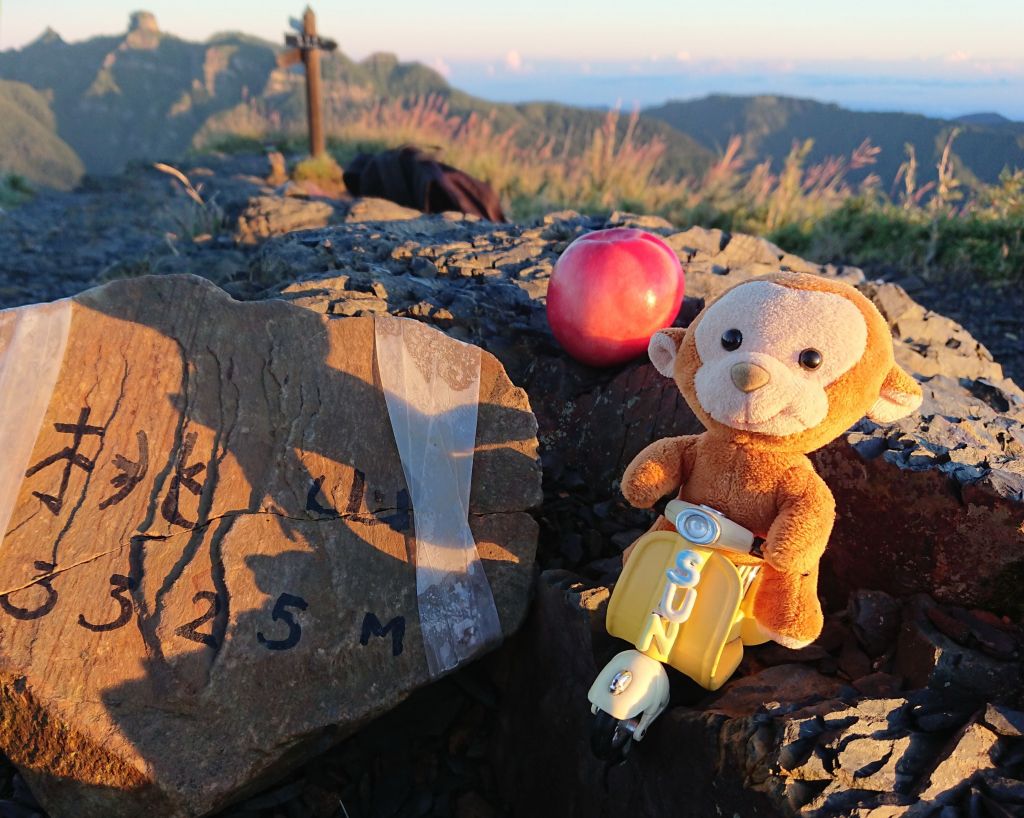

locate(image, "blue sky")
[[3, 0, 1024, 118]]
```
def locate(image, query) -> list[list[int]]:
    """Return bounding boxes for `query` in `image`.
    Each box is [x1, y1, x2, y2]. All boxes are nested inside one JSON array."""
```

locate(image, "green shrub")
[[771, 198, 1024, 282], [291, 153, 344, 186], [0, 173, 33, 208]]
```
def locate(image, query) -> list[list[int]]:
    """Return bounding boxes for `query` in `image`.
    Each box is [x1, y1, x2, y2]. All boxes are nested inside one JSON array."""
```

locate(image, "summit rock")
[[0, 275, 541, 817]]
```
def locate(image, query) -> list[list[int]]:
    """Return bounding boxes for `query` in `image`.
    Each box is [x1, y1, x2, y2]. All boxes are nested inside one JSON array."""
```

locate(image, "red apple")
[[546, 228, 685, 366]]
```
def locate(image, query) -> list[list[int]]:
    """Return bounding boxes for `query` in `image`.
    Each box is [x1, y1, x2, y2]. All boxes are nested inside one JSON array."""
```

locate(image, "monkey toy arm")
[[620, 435, 700, 510], [762, 466, 836, 574]]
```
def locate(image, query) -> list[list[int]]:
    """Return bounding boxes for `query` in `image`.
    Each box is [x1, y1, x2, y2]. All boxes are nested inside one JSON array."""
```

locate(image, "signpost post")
[[279, 7, 337, 157]]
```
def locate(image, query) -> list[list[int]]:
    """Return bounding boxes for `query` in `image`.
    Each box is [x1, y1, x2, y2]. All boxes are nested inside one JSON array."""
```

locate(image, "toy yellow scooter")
[[588, 499, 768, 761]]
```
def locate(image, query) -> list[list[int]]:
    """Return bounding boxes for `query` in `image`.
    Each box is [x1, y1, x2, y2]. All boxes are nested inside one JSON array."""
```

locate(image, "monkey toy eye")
[[799, 348, 823, 370], [721, 329, 742, 351]]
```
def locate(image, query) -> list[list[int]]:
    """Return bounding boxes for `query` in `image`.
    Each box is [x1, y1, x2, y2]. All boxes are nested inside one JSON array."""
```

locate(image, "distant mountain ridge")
[[644, 94, 1024, 189], [2, 14, 1022, 192], [0, 12, 278, 175], [956, 112, 1023, 129], [0, 12, 712, 182]]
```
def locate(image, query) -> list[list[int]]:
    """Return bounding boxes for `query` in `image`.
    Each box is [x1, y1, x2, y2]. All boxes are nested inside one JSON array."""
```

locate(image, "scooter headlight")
[[608, 670, 632, 695], [675, 509, 720, 545]]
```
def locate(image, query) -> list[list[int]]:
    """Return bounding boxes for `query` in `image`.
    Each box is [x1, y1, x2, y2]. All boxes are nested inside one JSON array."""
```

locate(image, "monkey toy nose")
[[731, 362, 770, 392]]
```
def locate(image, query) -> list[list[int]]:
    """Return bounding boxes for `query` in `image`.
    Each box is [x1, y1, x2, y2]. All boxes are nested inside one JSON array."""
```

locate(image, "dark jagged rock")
[[484, 571, 1024, 818], [257, 210, 1024, 614], [895, 596, 1022, 701], [485, 571, 784, 818], [849, 590, 903, 657]]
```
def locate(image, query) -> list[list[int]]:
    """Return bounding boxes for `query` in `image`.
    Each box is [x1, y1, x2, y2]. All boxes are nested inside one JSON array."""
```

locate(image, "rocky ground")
[[1, 154, 1021, 386], [1, 154, 1023, 817]]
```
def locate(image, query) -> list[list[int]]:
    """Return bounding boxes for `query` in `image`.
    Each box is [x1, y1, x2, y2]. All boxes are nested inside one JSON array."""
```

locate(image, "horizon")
[[2, 3, 1024, 120]]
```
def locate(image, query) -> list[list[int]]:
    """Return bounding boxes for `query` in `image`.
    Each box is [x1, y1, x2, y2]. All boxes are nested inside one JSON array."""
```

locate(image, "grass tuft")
[[291, 153, 344, 187], [152, 162, 227, 248]]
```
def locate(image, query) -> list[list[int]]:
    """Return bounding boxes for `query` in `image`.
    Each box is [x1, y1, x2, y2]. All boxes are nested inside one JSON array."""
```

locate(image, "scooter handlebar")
[[665, 499, 760, 557]]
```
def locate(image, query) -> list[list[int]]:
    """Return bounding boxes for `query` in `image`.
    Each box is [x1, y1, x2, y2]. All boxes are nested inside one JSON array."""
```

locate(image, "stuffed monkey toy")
[[621, 272, 922, 648]]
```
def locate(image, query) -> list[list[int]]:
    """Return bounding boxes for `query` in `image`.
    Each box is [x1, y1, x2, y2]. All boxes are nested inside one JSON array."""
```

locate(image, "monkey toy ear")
[[867, 363, 923, 422], [648, 327, 687, 378]]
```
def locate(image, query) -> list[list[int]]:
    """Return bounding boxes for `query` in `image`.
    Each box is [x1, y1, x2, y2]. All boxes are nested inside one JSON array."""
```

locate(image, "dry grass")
[[326, 96, 678, 218], [201, 95, 1024, 280], [309, 96, 904, 236], [291, 153, 344, 185]]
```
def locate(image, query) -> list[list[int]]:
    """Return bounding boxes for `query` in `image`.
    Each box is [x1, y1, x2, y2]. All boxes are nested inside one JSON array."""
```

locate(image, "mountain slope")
[[0, 14, 277, 174], [0, 80, 84, 189], [13, 17, 1019, 190], [0, 13, 713, 179], [645, 94, 1024, 188]]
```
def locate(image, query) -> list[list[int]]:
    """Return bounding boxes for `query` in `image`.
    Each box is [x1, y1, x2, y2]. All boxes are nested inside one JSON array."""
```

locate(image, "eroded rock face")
[[0, 275, 541, 817], [813, 284, 1024, 612], [259, 211, 1024, 614], [484, 572, 784, 818]]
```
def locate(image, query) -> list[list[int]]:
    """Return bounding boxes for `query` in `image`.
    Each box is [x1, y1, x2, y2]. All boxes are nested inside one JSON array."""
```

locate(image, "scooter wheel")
[[590, 709, 637, 763]]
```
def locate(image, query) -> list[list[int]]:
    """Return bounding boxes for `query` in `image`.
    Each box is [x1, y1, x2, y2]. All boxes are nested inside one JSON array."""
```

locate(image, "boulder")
[[0, 275, 541, 817], [256, 213, 1024, 615], [813, 283, 1024, 613], [484, 571, 1024, 818], [343, 197, 423, 223], [911, 718, 999, 809], [484, 571, 783, 818], [235, 195, 336, 244]]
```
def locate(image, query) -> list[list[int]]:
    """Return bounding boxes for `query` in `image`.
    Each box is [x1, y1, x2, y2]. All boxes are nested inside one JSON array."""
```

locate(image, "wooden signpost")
[[279, 7, 337, 157]]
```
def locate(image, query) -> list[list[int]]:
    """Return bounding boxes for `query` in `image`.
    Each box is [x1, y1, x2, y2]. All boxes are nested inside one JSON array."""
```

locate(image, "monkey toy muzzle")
[[587, 500, 767, 762]]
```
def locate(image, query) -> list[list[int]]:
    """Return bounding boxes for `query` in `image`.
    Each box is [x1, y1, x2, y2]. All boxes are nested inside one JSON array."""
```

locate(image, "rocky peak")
[[30, 27, 64, 47], [128, 11, 159, 33], [124, 11, 160, 49], [0, 156, 1022, 815], [363, 51, 400, 71]]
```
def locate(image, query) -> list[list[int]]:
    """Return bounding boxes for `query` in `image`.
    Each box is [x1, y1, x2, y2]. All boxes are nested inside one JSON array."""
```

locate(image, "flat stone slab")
[[0, 275, 541, 817]]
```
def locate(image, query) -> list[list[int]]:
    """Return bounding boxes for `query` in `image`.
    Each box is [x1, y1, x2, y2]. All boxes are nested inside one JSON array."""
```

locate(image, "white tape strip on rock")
[[0, 300, 73, 546], [0, 303, 501, 677], [374, 315, 502, 677]]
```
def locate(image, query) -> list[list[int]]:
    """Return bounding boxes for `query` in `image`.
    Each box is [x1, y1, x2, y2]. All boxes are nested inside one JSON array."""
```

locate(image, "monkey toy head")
[[649, 272, 922, 453]]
